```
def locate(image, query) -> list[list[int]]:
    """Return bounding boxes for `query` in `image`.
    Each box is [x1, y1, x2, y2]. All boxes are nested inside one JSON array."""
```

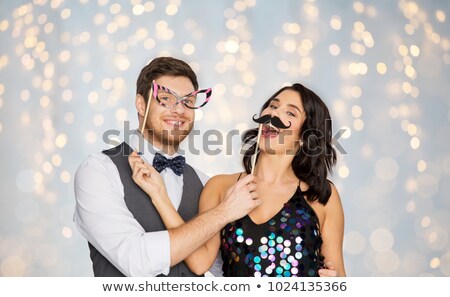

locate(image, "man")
[[74, 57, 260, 276]]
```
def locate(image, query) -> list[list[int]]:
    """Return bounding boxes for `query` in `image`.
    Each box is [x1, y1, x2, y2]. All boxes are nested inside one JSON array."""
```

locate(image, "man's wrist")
[[210, 203, 231, 227]]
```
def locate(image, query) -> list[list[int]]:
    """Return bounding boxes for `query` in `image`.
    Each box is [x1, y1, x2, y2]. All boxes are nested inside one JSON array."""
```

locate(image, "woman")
[[130, 83, 345, 277]]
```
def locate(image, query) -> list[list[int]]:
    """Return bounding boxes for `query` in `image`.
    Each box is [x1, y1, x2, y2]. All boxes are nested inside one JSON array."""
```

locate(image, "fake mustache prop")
[[252, 114, 292, 129], [249, 114, 291, 174]]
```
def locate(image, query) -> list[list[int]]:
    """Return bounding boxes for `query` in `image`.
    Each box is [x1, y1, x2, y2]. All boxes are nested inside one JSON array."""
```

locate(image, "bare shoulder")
[[324, 181, 344, 218], [205, 172, 242, 189], [199, 172, 243, 211], [203, 172, 243, 199]]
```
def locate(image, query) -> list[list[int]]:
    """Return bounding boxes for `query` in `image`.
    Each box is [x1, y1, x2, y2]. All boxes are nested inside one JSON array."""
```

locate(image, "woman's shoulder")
[[201, 172, 245, 204], [206, 172, 244, 189]]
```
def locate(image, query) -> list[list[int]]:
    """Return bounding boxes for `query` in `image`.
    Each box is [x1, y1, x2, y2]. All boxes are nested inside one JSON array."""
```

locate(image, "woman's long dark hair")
[[242, 83, 336, 205]]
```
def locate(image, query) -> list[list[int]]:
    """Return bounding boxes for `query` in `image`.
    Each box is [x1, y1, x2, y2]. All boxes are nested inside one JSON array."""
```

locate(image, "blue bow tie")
[[152, 153, 185, 176]]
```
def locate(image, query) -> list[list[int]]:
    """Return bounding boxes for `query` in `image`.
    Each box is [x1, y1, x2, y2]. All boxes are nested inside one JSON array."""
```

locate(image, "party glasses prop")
[[152, 80, 212, 109]]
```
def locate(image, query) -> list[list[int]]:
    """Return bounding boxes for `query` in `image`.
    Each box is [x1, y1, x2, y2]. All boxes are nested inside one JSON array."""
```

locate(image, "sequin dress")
[[220, 186, 324, 277]]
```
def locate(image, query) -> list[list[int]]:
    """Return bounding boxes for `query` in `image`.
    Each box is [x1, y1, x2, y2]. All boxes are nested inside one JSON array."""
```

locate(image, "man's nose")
[[170, 101, 186, 114]]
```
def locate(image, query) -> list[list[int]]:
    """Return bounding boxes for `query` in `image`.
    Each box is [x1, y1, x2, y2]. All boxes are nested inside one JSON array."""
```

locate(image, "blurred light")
[[361, 144, 373, 158], [110, 3, 121, 14], [21, 111, 30, 126], [338, 165, 349, 178], [166, 4, 178, 16], [440, 253, 450, 276], [62, 90, 72, 102], [436, 10, 446, 22], [405, 65, 416, 79], [351, 105, 362, 118], [330, 16, 342, 30], [353, 119, 364, 131], [370, 228, 394, 252], [55, 133, 68, 148], [410, 137, 420, 149], [144, 2, 155, 12], [350, 86, 362, 98], [0, 20, 9, 31], [40, 96, 50, 108], [341, 126, 351, 139], [430, 257, 440, 269], [410, 45, 420, 57], [85, 131, 97, 143], [406, 200, 416, 213], [353, 1, 364, 14], [329, 44, 340, 56], [375, 250, 400, 273], [344, 231, 366, 255], [60, 8, 71, 19], [115, 108, 128, 121], [1, 256, 26, 276], [225, 40, 239, 53], [60, 171, 71, 183], [377, 62, 387, 74], [375, 157, 399, 181], [62, 227, 73, 238], [42, 162, 53, 174], [88, 91, 99, 104], [93, 114, 104, 126], [51, 154, 62, 167], [133, 4, 145, 15], [64, 112, 74, 124], [277, 60, 289, 72], [21, 89, 30, 101]]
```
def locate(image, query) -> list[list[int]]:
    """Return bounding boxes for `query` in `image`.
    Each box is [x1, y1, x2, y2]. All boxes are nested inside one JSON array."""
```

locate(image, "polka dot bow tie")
[[152, 153, 185, 176]]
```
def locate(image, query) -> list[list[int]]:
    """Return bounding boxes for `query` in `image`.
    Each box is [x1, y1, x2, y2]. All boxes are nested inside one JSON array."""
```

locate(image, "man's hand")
[[128, 151, 168, 201], [318, 261, 339, 277], [217, 174, 261, 222]]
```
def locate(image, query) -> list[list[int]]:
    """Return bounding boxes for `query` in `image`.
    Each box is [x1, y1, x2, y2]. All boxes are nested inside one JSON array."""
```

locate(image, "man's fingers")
[[246, 183, 257, 193], [236, 174, 256, 188], [318, 269, 338, 277], [252, 198, 262, 207], [325, 261, 336, 270]]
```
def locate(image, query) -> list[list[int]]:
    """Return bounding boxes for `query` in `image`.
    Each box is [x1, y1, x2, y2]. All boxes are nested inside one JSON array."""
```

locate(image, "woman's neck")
[[254, 152, 297, 184]]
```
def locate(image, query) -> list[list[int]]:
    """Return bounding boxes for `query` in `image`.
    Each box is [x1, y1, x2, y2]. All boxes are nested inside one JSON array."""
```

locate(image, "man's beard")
[[144, 120, 193, 150]]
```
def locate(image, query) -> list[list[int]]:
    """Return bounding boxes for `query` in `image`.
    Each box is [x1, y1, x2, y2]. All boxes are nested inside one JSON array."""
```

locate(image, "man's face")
[[143, 75, 195, 151]]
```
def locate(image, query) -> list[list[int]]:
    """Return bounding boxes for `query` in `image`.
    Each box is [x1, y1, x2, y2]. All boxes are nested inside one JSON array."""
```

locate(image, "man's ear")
[[135, 94, 146, 117]]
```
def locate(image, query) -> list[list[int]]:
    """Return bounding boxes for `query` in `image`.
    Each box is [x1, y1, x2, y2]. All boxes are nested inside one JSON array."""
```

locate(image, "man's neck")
[[142, 133, 178, 155]]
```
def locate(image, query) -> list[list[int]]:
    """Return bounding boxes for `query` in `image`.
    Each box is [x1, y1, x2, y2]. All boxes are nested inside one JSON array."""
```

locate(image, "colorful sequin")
[[220, 187, 324, 277]]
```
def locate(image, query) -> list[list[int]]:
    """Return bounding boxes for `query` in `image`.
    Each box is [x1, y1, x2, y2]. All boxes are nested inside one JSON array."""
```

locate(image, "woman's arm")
[[149, 175, 230, 274], [319, 183, 346, 277]]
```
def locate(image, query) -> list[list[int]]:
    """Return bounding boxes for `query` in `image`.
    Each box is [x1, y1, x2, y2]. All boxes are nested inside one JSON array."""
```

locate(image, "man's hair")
[[136, 57, 199, 103]]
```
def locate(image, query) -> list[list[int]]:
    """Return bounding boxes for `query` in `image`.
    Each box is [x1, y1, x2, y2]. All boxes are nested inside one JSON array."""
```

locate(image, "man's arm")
[[129, 152, 260, 266], [73, 154, 171, 276]]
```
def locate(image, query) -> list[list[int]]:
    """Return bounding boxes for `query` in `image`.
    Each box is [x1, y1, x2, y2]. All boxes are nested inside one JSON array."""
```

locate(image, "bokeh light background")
[[1, 0, 449, 277]]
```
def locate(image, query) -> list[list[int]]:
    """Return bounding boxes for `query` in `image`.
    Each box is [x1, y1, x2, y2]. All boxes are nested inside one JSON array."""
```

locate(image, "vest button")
[[181, 272, 186, 277]]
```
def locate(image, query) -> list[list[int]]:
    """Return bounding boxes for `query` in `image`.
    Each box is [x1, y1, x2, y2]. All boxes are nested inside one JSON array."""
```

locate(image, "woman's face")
[[259, 89, 306, 155]]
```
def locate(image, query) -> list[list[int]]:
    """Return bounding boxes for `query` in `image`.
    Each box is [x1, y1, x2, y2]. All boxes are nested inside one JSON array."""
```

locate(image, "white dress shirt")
[[73, 132, 223, 277]]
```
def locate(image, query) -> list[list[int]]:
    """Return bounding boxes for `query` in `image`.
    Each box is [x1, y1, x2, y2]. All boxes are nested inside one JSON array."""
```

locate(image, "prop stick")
[[251, 123, 263, 175], [140, 86, 153, 136]]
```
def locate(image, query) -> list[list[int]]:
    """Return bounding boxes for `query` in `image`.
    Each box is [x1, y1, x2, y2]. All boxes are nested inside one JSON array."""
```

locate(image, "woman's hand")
[[128, 151, 168, 202]]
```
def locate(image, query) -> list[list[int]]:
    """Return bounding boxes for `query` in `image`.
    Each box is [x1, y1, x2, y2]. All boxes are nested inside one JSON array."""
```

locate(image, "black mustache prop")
[[252, 114, 291, 129]]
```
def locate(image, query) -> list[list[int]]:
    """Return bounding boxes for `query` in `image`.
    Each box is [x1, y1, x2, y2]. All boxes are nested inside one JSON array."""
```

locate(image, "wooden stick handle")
[[251, 124, 263, 175], [140, 87, 153, 136]]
